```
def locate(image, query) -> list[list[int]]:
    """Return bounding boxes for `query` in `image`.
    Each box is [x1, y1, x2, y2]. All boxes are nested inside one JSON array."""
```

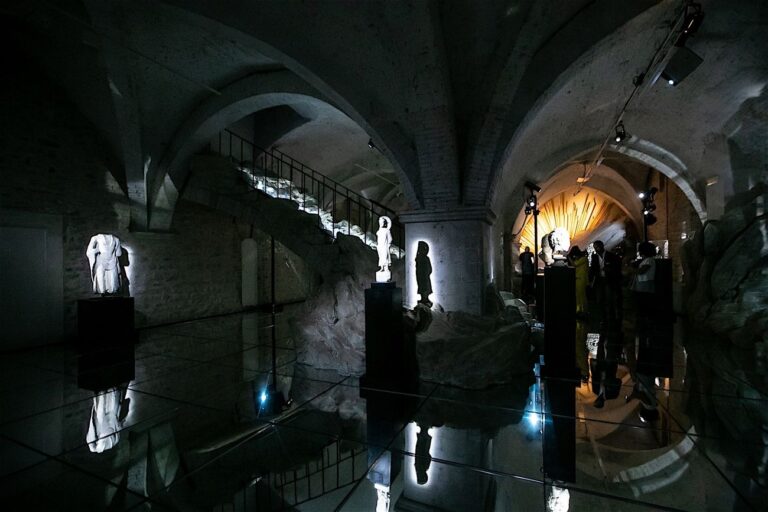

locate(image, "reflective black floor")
[[0, 308, 765, 511]]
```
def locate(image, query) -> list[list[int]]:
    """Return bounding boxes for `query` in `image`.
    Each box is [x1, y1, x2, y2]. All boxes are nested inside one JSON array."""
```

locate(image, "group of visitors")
[[519, 238, 665, 422]]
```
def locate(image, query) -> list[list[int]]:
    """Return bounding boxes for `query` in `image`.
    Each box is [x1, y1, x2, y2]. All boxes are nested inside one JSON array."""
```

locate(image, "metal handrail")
[[210, 129, 404, 258]]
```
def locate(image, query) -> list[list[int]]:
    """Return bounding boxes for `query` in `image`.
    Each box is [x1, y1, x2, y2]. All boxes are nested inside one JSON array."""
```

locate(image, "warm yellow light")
[[519, 190, 624, 251]]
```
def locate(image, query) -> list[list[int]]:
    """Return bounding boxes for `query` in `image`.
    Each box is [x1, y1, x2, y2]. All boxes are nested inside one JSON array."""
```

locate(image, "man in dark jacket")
[[588, 240, 623, 408]]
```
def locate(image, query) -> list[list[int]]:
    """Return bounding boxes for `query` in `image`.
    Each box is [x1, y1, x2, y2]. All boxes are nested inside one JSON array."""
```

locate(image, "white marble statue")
[[539, 227, 571, 266], [86, 388, 123, 453], [86, 233, 123, 294], [376, 216, 392, 282]]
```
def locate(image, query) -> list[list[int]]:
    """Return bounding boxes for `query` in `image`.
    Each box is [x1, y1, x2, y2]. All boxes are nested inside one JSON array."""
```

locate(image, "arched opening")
[[503, 152, 703, 294]]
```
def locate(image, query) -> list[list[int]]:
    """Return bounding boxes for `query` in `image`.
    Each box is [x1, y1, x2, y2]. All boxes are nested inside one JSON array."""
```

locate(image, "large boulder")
[[294, 234, 404, 376], [710, 217, 768, 299], [416, 309, 533, 389]]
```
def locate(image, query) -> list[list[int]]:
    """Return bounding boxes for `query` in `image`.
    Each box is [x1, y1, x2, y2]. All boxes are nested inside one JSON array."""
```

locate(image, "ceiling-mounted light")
[[368, 138, 376, 150], [614, 121, 627, 143], [638, 192, 646, 199], [675, 3, 705, 47], [659, 47, 703, 88]]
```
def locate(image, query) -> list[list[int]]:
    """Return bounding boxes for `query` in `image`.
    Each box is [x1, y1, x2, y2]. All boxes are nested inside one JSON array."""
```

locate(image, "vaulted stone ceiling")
[[4, 0, 766, 233]]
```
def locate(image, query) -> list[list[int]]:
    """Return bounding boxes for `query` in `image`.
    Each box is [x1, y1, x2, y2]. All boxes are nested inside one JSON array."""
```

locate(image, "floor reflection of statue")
[[376, 216, 392, 282], [86, 387, 129, 453], [415, 424, 433, 485], [86, 234, 123, 294], [415, 241, 433, 307]]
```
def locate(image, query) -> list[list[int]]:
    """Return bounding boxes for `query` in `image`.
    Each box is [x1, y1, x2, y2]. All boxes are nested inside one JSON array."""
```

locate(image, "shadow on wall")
[[415, 241, 433, 307]]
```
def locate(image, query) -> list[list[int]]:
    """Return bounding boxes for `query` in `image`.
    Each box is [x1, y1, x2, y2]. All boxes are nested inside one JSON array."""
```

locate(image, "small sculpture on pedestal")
[[539, 227, 571, 266], [415, 241, 433, 307], [376, 216, 392, 283], [86, 234, 123, 295]]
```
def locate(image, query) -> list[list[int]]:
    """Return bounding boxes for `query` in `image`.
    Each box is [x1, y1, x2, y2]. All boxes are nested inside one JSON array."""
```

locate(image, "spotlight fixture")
[[675, 3, 705, 47], [660, 46, 703, 87], [639, 187, 659, 240], [614, 122, 627, 143], [524, 181, 542, 193], [368, 138, 376, 150]]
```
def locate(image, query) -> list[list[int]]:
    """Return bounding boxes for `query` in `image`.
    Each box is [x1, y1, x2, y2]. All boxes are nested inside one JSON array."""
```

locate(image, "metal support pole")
[[271, 235, 277, 391]]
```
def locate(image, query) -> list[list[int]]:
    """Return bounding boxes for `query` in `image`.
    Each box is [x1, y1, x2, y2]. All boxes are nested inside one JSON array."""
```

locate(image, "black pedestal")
[[535, 273, 545, 321], [77, 297, 136, 348], [542, 265, 578, 483], [637, 258, 674, 378], [362, 282, 406, 390], [77, 297, 136, 390]]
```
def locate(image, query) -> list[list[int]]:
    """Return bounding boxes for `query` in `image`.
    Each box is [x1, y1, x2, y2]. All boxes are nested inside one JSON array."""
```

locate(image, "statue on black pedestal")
[[86, 234, 123, 295], [376, 216, 392, 283]]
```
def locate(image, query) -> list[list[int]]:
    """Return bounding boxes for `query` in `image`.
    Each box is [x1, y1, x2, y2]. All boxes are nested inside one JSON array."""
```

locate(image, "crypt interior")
[[0, 1, 767, 511]]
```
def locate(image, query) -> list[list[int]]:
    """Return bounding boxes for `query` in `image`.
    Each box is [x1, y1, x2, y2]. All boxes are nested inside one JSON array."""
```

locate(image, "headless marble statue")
[[539, 227, 570, 266], [86, 388, 124, 453], [86, 234, 123, 294], [375, 216, 392, 283]]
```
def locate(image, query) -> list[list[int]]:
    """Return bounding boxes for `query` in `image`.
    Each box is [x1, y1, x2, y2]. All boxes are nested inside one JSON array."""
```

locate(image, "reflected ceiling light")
[[660, 47, 703, 87], [614, 121, 628, 143]]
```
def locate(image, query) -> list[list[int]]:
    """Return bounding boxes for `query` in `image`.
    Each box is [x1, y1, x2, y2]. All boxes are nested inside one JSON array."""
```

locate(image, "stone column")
[[399, 208, 495, 315]]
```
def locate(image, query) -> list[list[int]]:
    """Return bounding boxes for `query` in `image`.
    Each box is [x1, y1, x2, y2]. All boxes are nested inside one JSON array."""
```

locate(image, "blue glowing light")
[[260, 391, 268, 404], [526, 412, 540, 428]]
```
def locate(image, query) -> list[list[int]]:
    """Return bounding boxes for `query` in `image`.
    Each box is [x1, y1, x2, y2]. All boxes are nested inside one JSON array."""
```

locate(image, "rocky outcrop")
[[682, 183, 768, 461], [684, 183, 768, 346], [293, 234, 405, 376], [415, 308, 534, 389]]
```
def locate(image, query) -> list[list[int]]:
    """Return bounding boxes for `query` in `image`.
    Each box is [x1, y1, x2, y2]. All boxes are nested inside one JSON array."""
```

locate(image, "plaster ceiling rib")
[[578, 0, 689, 191], [41, 0, 222, 96]]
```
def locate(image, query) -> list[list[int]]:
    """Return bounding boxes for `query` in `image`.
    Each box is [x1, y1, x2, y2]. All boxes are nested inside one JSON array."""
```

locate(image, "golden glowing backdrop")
[[519, 190, 627, 252]]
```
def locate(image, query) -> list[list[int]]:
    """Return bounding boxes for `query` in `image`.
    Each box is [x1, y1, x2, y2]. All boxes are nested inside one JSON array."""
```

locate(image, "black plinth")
[[77, 297, 136, 348], [637, 258, 674, 378], [77, 297, 136, 390], [534, 273, 545, 321], [542, 265, 577, 483], [543, 266, 577, 378], [362, 282, 405, 390]]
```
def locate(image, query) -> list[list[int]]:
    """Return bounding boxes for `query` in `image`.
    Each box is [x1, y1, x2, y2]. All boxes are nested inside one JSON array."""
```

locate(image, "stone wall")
[[0, 65, 310, 341]]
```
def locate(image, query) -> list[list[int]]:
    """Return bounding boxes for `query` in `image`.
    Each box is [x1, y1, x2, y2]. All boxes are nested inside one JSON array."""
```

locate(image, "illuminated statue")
[[415, 241, 433, 306], [86, 234, 123, 294], [539, 227, 571, 266], [86, 388, 124, 453], [376, 216, 392, 283]]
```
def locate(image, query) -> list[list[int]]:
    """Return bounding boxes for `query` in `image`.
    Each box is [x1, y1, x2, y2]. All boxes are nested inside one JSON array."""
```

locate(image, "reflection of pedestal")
[[542, 266, 577, 483], [363, 282, 404, 390]]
